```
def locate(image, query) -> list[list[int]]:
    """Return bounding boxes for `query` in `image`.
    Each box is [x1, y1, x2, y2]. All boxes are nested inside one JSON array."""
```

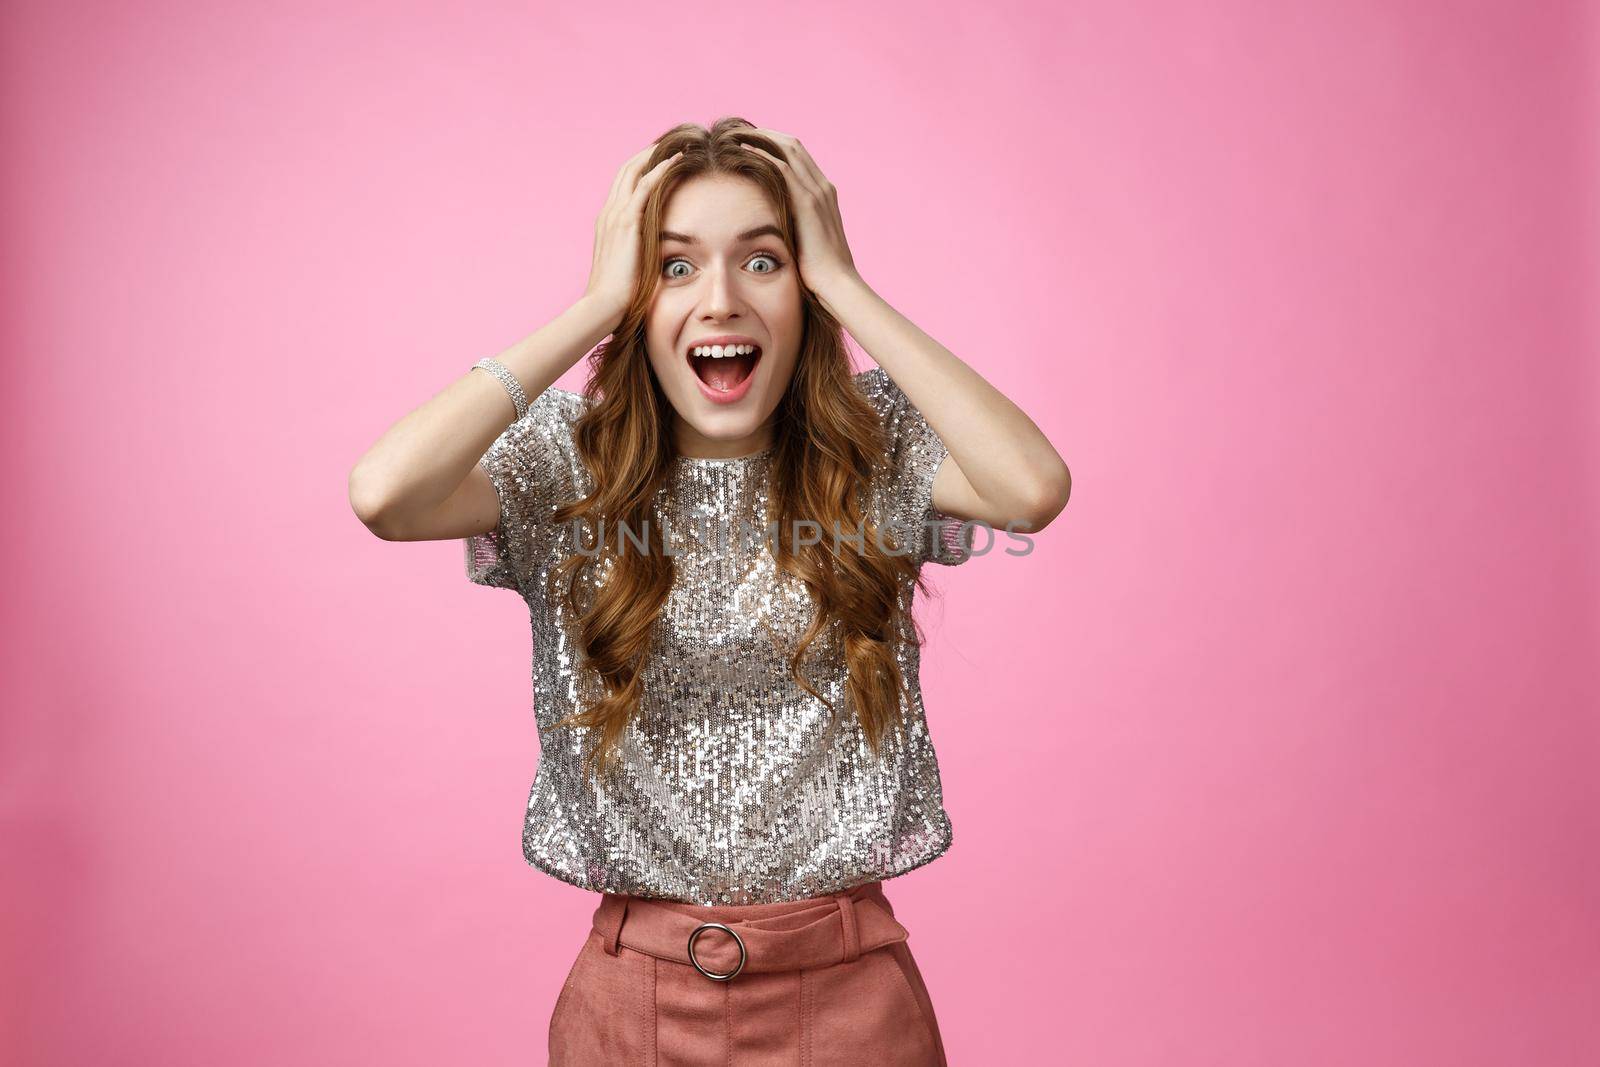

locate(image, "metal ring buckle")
[[687, 921, 746, 981]]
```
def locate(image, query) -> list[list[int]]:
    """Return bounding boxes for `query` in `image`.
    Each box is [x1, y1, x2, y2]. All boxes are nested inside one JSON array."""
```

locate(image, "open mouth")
[[688, 344, 763, 393]]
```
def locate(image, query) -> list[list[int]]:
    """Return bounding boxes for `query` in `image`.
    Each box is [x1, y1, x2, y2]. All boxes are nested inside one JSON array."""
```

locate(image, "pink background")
[[5, 1, 1597, 1064]]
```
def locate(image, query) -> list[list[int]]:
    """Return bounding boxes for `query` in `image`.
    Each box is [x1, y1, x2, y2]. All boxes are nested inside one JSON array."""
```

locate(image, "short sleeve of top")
[[464, 386, 587, 593], [854, 367, 972, 568]]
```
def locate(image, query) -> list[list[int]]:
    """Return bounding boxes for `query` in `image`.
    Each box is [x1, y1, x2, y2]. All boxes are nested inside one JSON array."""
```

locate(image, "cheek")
[[768, 299, 806, 340], [645, 339, 678, 378], [649, 289, 694, 327], [645, 298, 683, 345], [751, 284, 800, 324]]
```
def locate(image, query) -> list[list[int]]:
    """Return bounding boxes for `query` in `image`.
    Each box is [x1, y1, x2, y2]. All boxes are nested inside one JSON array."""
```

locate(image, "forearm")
[[813, 273, 1070, 522], [348, 295, 617, 527]]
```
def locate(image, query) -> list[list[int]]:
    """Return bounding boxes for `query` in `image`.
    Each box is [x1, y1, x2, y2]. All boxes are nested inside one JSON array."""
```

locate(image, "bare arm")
[[818, 273, 1073, 533], [350, 143, 684, 545], [347, 295, 617, 543], [732, 128, 1070, 534]]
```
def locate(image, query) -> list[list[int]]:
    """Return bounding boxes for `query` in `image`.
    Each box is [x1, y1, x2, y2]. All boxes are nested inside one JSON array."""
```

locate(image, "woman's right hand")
[[582, 144, 683, 328]]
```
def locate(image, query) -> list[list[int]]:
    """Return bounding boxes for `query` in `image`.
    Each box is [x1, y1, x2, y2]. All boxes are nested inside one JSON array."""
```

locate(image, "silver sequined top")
[[464, 367, 971, 905]]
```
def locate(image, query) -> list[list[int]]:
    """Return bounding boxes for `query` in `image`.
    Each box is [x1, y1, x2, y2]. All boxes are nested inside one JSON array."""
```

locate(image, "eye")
[[661, 250, 786, 279]]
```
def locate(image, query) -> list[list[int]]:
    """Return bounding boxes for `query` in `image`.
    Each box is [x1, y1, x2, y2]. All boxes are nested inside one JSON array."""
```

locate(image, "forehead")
[[660, 174, 777, 241]]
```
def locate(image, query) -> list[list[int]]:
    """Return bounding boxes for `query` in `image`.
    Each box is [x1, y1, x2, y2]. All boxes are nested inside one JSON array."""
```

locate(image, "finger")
[[624, 148, 683, 204], [740, 129, 825, 192], [626, 150, 684, 210], [618, 150, 659, 197], [607, 146, 653, 205], [607, 145, 661, 210], [740, 142, 821, 200], [765, 132, 829, 194]]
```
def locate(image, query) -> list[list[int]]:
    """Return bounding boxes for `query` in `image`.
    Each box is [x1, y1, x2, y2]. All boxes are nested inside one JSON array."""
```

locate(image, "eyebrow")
[[659, 224, 784, 246]]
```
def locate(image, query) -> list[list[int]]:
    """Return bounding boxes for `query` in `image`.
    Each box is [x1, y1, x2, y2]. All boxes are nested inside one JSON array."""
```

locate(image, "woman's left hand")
[[738, 130, 861, 296]]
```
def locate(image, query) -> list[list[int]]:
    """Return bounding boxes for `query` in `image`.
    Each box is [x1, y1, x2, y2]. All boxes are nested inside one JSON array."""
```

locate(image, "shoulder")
[[850, 366, 903, 421], [852, 366, 933, 437], [481, 385, 589, 479], [529, 384, 589, 423], [851, 365, 892, 399], [504, 385, 588, 445]]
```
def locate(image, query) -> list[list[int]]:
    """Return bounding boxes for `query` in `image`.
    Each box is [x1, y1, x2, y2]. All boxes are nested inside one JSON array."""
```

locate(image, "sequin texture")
[[464, 367, 971, 905]]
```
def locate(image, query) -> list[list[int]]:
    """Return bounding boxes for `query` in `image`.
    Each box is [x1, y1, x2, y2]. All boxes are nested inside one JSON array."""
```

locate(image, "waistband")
[[591, 880, 909, 981]]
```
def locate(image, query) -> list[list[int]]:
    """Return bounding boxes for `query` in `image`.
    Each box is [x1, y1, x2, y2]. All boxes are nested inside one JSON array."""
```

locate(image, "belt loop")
[[596, 893, 629, 957], [834, 891, 861, 964]]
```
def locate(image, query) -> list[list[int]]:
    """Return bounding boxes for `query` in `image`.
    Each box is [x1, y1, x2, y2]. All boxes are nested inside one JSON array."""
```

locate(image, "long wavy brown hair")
[[543, 117, 942, 784]]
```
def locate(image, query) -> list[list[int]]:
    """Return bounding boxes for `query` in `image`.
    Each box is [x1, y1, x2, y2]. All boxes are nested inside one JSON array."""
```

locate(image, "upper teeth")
[[691, 344, 757, 359]]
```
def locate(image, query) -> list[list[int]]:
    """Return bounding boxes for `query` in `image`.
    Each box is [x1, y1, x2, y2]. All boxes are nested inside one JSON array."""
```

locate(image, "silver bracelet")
[[472, 357, 529, 420]]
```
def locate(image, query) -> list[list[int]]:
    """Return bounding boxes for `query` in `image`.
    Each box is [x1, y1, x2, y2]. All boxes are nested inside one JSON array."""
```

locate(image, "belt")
[[591, 880, 909, 982]]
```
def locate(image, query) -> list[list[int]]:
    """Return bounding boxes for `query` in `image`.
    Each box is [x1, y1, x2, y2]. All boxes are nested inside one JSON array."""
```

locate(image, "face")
[[645, 173, 803, 459]]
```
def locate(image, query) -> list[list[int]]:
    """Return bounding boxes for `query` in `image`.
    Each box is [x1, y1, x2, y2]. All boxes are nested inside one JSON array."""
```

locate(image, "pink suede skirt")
[[547, 879, 948, 1066]]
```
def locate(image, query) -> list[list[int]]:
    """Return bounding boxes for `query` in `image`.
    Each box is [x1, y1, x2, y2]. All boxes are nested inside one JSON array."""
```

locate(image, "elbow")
[[348, 463, 402, 540], [1019, 462, 1071, 532]]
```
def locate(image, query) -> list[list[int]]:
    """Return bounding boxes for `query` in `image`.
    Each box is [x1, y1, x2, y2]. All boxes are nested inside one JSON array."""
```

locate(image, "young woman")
[[349, 117, 1071, 1065]]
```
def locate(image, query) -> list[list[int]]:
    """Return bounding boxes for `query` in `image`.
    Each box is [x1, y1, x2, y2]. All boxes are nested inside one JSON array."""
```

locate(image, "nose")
[[700, 261, 742, 319]]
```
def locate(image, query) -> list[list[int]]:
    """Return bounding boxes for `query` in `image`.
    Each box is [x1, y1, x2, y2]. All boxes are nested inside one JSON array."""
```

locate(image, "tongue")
[[697, 353, 756, 391]]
